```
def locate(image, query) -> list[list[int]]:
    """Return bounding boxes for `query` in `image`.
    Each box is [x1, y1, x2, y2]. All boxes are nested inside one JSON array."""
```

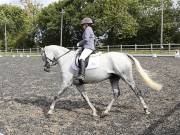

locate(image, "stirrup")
[[77, 74, 85, 81]]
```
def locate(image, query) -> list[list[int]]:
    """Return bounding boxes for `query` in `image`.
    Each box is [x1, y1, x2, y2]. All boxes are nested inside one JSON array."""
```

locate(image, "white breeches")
[[79, 48, 93, 61]]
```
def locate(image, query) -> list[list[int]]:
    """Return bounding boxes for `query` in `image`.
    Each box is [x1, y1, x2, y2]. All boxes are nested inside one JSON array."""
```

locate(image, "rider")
[[77, 17, 95, 81]]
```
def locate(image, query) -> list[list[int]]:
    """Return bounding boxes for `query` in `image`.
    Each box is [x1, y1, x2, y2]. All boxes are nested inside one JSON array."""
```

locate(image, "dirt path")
[[0, 56, 179, 135]]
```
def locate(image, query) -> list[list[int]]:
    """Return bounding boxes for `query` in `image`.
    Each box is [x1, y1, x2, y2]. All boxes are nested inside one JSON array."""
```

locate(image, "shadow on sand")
[[141, 102, 180, 135], [14, 96, 90, 116], [13, 96, 137, 117]]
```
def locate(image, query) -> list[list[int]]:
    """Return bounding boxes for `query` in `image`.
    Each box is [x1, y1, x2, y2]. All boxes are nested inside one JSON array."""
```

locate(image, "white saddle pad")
[[72, 52, 102, 70]]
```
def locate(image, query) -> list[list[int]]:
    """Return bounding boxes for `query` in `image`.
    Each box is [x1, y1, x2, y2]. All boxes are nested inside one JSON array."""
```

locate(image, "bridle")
[[43, 50, 71, 67]]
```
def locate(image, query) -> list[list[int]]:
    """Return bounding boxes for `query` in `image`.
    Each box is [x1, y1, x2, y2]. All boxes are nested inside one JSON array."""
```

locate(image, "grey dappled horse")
[[41, 45, 162, 117]]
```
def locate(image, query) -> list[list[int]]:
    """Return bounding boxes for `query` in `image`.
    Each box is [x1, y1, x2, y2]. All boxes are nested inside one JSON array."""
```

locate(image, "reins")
[[44, 50, 71, 66], [55, 50, 71, 61]]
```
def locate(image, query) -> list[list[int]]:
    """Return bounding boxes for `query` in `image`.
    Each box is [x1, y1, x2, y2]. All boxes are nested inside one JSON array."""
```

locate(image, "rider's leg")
[[78, 48, 93, 81]]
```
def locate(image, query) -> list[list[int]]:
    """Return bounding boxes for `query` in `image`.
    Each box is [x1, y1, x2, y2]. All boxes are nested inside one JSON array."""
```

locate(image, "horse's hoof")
[[93, 112, 98, 117], [100, 112, 109, 118], [47, 110, 53, 115], [145, 111, 151, 115], [144, 108, 150, 115]]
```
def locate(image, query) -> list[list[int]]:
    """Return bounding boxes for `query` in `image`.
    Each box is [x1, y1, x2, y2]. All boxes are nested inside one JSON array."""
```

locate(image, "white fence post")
[[30, 48, 31, 53], [120, 45, 122, 52], [151, 43, 153, 53], [107, 45, 109, 52], [168, 43, 171, 53], [135, 44, 137, 52], [16, 49, 18, 53]]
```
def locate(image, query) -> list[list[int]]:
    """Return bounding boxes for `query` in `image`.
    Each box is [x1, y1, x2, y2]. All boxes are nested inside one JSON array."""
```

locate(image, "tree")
[[131, 0, 175, 44], [0, 5, 29, 49], [37, 0, 178, 47], [37, 0, 139, 46], [0, 11, 11, 51], [20, 0, 42, 48], [171, 1, 180, 43]]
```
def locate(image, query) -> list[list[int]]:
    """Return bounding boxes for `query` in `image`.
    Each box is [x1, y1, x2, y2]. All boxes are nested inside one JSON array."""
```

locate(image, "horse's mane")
[[45, 45, 69, 52]]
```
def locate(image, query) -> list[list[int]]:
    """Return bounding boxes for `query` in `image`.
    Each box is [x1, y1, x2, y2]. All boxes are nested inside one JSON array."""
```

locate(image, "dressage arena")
[[0, 56, 179, 135]]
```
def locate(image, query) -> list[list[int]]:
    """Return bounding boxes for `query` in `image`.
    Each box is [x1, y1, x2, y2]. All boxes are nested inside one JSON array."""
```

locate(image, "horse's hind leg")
[[76, 84, 98, 117], [102, 75, 120, 116], [122, 73, 150, 114], [131, 85, 150, 114]]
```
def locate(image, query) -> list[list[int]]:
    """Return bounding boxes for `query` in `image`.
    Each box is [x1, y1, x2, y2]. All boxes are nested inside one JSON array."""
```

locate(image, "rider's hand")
[[77, 42, 80, 47]]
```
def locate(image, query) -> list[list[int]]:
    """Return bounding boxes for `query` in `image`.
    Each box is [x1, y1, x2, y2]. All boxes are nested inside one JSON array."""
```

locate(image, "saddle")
[[72, 50, 101, 85], [72, 50, 101, 71]]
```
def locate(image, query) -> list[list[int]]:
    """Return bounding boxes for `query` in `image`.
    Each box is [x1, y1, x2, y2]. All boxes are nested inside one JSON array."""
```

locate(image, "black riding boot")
[[78, 59, 85, 81]]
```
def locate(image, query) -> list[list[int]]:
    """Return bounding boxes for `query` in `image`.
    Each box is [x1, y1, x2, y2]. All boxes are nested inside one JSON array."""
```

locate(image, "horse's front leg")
[[47, 87, 67, 115], [76, 85, 98, 117], [48, 72, 73, 115]]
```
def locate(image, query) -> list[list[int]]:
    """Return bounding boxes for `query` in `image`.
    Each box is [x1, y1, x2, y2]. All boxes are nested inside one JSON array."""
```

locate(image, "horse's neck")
[[53, 46, 69, 57], [57, 51, 75, 68]]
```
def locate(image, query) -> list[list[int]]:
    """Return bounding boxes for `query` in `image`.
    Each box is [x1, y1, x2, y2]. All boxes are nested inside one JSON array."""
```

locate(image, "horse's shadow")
[[14, 96, 90, 116], [141, 102, 180, 135], [14, 96, 136, 117]]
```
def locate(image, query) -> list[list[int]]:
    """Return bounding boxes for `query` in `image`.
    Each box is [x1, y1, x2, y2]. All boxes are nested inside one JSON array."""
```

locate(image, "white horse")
[[41, 45, 162, 117]]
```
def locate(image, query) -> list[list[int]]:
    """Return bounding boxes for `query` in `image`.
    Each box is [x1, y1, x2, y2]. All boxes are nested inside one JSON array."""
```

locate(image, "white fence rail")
[[0, 48, 40, 54], [94, 44, 180, 54], [0, 44, 180, 55]]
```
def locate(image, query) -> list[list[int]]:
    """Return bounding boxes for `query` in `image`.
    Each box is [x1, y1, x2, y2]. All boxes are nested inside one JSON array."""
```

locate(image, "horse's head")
[[41, 45, 70, 72], [41, 47, 57, 72]]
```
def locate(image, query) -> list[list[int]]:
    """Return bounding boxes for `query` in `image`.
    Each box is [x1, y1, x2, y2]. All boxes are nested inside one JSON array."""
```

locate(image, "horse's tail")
[[126, 54, 162, 91]]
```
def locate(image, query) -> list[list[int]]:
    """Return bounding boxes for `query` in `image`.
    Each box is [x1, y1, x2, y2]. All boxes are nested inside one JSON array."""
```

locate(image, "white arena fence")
[[0, 44, 180, 56], [68, 44, 180, 56], [0, 48, 40, 54], [93, 43, 180, 54]]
